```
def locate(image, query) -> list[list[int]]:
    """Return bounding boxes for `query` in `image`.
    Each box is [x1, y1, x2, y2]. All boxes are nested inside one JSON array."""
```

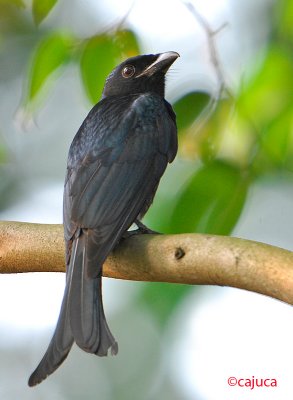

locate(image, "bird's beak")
[[136, 51, 180, 78]]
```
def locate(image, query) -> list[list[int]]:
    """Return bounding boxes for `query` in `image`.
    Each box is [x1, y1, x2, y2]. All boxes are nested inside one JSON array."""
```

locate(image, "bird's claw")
[[121, 221, 160, 240], [134, 220, 161, 235]]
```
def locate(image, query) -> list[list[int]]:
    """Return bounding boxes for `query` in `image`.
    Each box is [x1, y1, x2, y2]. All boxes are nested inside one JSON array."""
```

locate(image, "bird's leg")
[[134, 219, 160, 234], [121, 220, 160, 240]]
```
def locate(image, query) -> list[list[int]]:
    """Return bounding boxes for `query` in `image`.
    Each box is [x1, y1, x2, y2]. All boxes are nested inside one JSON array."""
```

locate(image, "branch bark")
[[0, 220, 293, 305]]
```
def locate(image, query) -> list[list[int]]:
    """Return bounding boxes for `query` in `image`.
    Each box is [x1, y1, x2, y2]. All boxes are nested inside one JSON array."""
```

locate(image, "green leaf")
[[138, 282, 191, 327], [261, 108, 293, 165], [0, 0, 25, 7], [143, 195, 175, 233], [32, 0, 58, 26], [173, 92, 210, 132], [144, 160, 196, 233], [26, 32, 72, 103], [114, 29, 140, 58], [197, 98, 233, 163], [170, 160, 249, 235], [237, 45, 293, 170], [238, 46, 293, 127], [80, 35, 119, 104], [278, 0, 293, 39]]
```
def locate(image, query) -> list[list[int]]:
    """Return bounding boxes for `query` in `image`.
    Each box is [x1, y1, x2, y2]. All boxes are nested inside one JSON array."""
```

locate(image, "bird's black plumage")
[[28, 51, 179, 386]]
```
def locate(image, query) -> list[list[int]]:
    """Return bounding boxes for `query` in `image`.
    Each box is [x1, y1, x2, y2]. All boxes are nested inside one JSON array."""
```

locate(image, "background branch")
[[0, 221, 292, 305]]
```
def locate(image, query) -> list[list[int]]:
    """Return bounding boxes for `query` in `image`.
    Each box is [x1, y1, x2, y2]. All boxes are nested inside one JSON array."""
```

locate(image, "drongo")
[[28, 51, 179, 386]]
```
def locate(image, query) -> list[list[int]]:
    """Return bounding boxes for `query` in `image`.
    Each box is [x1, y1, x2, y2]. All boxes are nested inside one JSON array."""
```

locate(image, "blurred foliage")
[[32, 0, 58, 26], [169, 160, 249, 235], [27, 31, 73, 103], [278, 0, 293, 40], [173, 91, 210, 132], [80, 34, 120, 104], [23, 27, 140, 107], [0, 0, 25, 8], [138, 283, 191, 327], [237, 45, 293, 173], [80, 30, 140, 103], [0, 0, 293, 329]]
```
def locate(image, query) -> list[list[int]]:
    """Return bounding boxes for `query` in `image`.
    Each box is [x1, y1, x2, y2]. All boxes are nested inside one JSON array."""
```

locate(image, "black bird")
[[28, 51, 179, 386]]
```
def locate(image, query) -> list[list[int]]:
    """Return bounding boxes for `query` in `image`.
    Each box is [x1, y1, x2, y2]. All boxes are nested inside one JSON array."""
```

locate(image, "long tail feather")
[[28, 229, 117, 386], [28, 283, 74, 387], [69, 231, 118, 355]]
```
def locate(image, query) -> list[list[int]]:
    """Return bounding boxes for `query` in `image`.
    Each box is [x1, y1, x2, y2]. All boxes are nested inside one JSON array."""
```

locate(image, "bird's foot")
[[121, 221, 160, 240], [134, 220, 161, 235]]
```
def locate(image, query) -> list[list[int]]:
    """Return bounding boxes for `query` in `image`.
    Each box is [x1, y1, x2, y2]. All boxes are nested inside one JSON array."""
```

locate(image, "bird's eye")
[[122, 65, 135, 78]]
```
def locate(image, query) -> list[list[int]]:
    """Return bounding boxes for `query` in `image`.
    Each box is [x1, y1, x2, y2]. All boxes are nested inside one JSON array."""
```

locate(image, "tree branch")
[[0, 220, 292, 305]]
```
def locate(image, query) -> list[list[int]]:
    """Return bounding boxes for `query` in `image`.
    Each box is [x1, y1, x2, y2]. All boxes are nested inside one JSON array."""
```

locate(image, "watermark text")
[[227, 376, 277, 390]]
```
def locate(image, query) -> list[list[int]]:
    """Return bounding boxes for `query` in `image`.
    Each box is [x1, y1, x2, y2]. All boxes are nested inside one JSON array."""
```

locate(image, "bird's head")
[[102, 51, 179, 98]]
